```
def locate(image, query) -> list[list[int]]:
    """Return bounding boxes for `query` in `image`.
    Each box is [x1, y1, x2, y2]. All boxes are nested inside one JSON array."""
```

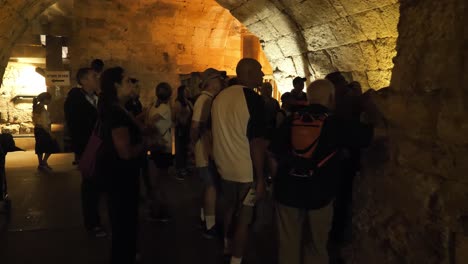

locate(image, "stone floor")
[[0, 152, 276, 264]]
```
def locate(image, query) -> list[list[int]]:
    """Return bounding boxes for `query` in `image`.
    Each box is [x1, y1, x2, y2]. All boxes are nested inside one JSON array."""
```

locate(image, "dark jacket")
[[64, 87, 98, 156], [270, 104, 373, 210]]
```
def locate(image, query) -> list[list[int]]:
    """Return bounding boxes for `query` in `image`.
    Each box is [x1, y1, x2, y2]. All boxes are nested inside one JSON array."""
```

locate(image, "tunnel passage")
[[1, 0, 467, 264]]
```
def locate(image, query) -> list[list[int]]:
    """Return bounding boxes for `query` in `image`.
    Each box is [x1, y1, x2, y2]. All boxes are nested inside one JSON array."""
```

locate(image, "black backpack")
[[287, 109, 336, 178]]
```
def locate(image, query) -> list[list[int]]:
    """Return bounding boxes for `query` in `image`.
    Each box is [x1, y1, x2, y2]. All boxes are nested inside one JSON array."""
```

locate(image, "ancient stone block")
[[272, 56, 297, 79], [374, 37, 397, 69], [304, 24, 339, 51], [307, 50, 336, 77], [328, 43, 366, 72], [263, 41, 284, 61], [277, 34, 306, 57], [230, 2, 260, 26], [265, 13, 296, 37], [359, 41, 379, 70], [289, 0, 341, 28], [379, 3, 400, 38], [329, 17, 367, 45], [366, 69, 392, 89], [351, 9, 392, 40]]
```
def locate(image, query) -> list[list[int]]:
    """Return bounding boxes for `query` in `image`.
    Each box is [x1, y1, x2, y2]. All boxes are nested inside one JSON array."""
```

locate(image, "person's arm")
[[112, 127, 145, 160], [190, 97, 208, 145], [190, 121, 202, 145], [244, 89, 268, 200], [148, 113, 163, 124]]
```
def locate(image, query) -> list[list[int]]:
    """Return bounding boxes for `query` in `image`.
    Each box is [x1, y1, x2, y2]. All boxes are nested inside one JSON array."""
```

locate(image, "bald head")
[[307, 79, 335, 109], [235, 58, 264, 89]]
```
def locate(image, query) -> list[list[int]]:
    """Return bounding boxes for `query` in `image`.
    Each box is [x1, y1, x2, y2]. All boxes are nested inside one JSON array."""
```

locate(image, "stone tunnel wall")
[[350, 0, 468, 263], [217, 0, 399, 92], [69, 0, 251, 106]]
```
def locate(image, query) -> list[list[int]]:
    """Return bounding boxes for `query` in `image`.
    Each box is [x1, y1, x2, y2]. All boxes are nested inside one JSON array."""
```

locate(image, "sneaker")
[[88, 226, 107, 238], [202, 226, 218, 239]]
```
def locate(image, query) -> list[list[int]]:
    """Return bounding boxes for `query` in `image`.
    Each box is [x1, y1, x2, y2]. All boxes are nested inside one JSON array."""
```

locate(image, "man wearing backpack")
[[270, 79, 373, 264]]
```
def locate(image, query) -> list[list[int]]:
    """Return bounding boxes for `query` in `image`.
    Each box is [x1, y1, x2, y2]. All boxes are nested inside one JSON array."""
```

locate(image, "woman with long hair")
[[32, 92, 58, 171], [145, 82, 173, 221], [173, 85, 193, 180], [97, 67, 145, 264]]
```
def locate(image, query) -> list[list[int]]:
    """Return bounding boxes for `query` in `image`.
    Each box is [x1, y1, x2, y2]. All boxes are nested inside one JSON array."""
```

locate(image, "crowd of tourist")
[[29, 57, 378, 264]]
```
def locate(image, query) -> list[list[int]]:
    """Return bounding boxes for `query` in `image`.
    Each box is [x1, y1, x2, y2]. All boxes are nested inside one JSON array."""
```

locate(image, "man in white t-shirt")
[[211, 58, 267, 264], [191, 68, 227, 238]]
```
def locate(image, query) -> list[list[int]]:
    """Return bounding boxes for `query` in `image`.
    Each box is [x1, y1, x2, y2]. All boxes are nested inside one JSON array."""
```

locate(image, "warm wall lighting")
[[2, 62, 47, 96]]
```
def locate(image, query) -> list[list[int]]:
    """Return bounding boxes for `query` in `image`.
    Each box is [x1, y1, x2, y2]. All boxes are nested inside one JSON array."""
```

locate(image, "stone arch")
[[0, 0, 57, 83], [216, 0, 400, 91], [0, 0, 400, 91]]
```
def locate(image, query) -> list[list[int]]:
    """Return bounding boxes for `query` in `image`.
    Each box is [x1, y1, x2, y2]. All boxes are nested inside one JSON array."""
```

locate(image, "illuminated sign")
[[45, 71, 70, 86]]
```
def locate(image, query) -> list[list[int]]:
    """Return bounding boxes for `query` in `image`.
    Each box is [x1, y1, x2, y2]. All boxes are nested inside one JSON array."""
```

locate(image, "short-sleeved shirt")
[[263, 96, 280, 129], [211, 85, 266, 183], [99, 104, 142, 175], [33, 106, 51, 132], [147, 102, 172, 153], [291, 89, 307, 102], [192, 91, 214, 167]]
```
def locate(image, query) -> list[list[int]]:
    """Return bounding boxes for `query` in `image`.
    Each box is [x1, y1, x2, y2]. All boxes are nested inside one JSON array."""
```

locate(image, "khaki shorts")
[[221, 179, 254, 225]]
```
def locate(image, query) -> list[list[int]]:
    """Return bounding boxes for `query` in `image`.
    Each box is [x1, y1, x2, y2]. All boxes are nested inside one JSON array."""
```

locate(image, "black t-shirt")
[[290, 89, 307, 102], [263, 96, 280, 129], [99, 104, 142, 174], [270, 104, 373, 209], [244, 88, 267, 141]]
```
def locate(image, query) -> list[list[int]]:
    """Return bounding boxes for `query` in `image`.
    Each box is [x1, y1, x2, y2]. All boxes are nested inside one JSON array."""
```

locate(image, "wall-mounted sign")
[[45, 71, 70, 86]]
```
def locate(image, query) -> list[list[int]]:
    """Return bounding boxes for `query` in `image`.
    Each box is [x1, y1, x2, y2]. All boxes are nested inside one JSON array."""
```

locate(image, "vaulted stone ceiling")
[[0, 0, 399, 92], [216, 0, 399, 90]]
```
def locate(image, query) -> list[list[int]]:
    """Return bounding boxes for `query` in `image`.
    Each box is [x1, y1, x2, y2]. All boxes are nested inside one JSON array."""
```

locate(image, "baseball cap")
[[293, 76, 307, 85], [201, 68, 227, 87]]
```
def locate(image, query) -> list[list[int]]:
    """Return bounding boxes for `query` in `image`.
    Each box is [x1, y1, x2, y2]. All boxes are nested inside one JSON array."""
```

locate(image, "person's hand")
[[255, 180, 266, 202]]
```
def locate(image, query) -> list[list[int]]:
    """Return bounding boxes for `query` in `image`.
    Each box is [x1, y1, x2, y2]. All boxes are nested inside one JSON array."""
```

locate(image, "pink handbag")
[[78, 121, 102, 178]]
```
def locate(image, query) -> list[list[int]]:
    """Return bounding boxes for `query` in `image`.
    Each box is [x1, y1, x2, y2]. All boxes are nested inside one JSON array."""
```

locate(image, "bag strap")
[[92, 119, 102, 137]]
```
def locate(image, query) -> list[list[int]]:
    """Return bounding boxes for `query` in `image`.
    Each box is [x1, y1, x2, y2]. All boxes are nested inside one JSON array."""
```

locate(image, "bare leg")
[[231, 221, 250, 258], [43, 153, 51, 165], [204, 185, 217, 216], [223, 207, 235, 254]]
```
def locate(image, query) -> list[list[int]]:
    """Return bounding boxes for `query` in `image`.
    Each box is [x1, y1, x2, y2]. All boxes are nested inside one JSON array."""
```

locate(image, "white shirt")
[[192, 91, 214, 167], [147, 102, 172, 153], [211, 85, 265, 183]]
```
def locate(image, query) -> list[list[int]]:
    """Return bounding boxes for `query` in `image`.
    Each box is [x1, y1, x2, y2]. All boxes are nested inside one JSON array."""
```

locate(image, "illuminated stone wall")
[[217, 0, 399, 92], [0, 62, 47, 132], [69, 0, 273, 105], [351, 0, 468, 262]]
